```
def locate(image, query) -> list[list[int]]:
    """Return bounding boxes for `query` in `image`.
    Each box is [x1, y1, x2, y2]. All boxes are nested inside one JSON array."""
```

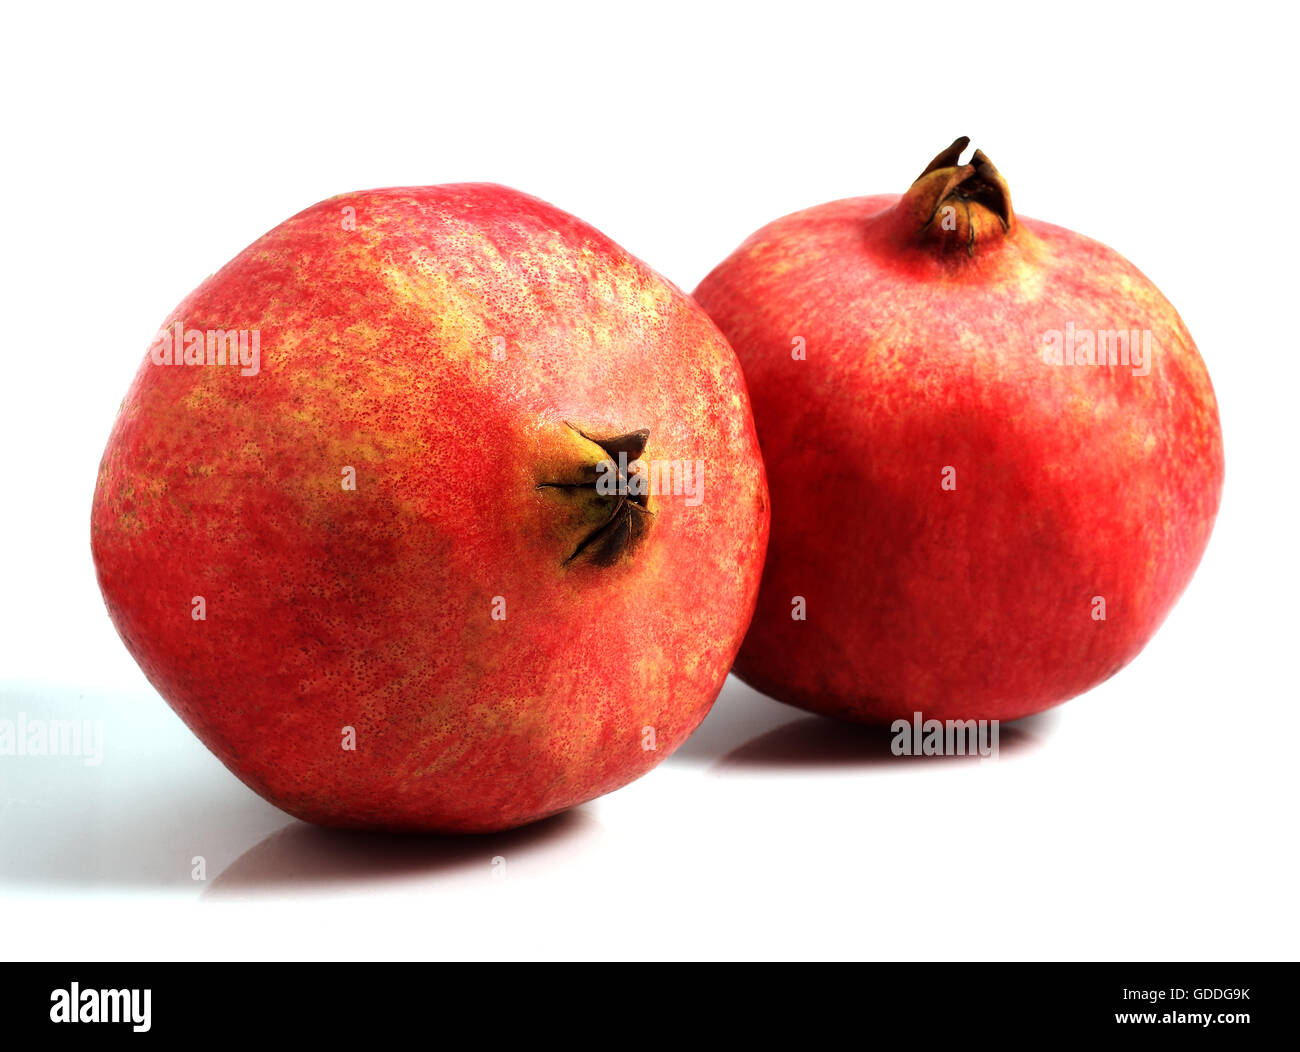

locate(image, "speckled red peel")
[[694, 138, 1223, 724], [92, 184, 769, 833]]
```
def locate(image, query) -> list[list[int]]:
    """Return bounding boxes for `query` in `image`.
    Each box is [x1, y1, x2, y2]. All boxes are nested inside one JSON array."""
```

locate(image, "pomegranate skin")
[[92, 184, 768, 833], [694, 142, 1223, 724]]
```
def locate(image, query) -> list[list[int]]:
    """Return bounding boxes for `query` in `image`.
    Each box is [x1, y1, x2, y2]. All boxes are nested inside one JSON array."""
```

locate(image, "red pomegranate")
[[694, 138, 1223, 724], [92, 184, 768, 832]]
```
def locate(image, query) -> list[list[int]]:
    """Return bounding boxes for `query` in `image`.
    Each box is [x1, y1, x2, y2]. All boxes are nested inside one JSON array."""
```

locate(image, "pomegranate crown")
[[901, 136, 1016, 256]]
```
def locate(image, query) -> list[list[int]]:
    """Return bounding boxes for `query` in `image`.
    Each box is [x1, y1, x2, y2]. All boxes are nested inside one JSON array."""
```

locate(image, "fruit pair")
[[91, 142, 1223, 832]]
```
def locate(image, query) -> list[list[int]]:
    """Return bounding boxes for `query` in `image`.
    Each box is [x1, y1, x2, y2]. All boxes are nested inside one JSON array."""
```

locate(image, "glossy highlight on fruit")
[[694, 138, 1223, 724], [92, 183, 768, 832]]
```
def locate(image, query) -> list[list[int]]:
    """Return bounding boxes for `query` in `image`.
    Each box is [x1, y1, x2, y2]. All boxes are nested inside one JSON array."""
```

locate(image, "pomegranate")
[[694, 138, 1223, 724], [92, 184, 768, 832]]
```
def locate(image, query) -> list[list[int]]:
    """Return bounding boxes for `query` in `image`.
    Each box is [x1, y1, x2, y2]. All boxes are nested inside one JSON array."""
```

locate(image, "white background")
[[2, 2, 1296, 960]]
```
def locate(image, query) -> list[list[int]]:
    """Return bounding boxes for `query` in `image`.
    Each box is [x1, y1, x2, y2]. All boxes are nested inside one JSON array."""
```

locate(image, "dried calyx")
[[899, 136, 1016, 256], [538, 427, 653, 566]]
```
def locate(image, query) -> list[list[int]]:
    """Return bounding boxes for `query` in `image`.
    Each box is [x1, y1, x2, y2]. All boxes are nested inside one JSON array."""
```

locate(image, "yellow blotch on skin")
[[379, 258, 489, 364]]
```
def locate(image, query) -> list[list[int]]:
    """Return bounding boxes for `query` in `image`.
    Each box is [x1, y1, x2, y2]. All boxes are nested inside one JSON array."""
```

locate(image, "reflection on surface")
[[0, 681, 601, 896], [3, 676, 1057, 901], [0, 681, 290, 892], [716, 711, 1055, 770], [207, 809, 597, 898], [669, 674, 1058, 770]]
